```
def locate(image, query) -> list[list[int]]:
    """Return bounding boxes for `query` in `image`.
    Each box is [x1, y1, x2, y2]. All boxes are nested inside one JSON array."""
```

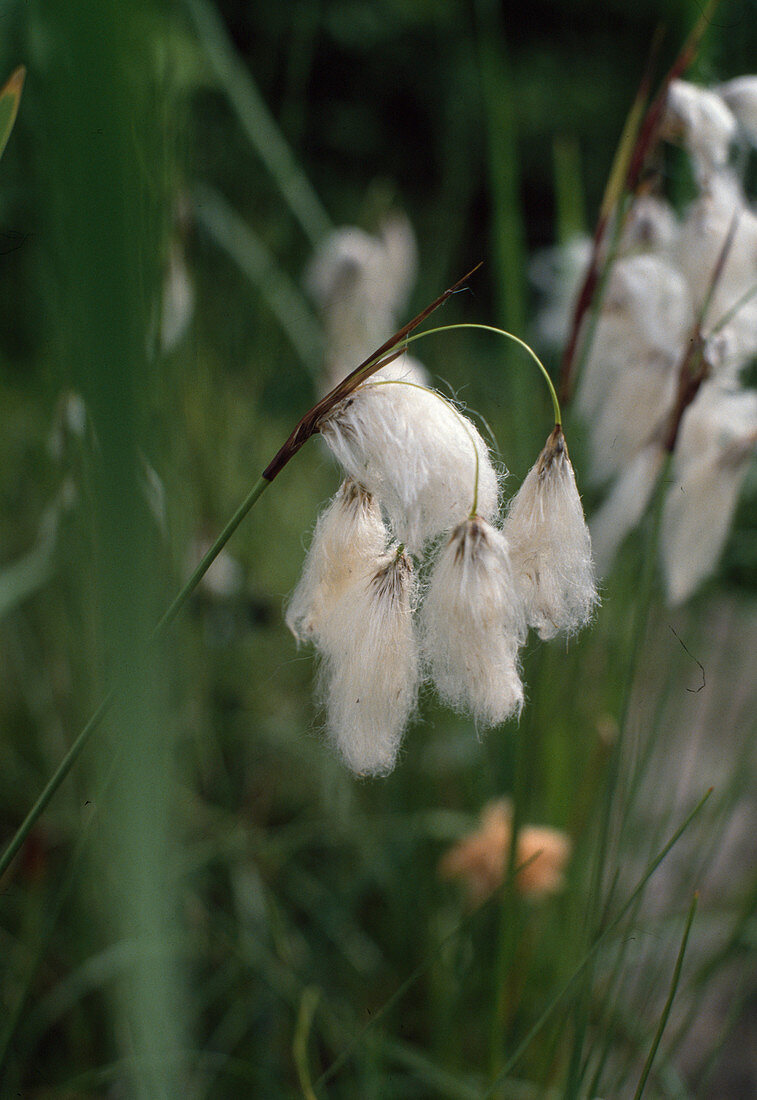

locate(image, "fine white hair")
[[318, 550, 419, 776], [661, 385, 757, 604], [320, 380, 501, 552], [662, 79, 737, 185], [719, 75, 757, 148], [505, 427, 598, 639], [286, 479, 387, 644], [421, 517, 525, 728], [305, 216, 420, 394]]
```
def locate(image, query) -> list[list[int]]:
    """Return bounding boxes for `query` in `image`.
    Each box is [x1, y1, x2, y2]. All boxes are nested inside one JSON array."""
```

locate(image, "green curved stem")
[[402, 322, 562, 426], [154, 475, 270, 636]]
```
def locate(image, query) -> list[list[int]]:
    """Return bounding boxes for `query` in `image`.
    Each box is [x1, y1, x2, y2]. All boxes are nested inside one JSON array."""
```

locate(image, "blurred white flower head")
[[551, 71, 757, 604], [719, 75, 757, 147], [306, 214, 426, 392], [661, 385, 757, 605], [661, 79, 737, 185]]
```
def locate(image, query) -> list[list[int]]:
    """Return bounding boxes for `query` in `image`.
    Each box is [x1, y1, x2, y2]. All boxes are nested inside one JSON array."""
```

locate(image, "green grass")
[[0, 0, 755, 1096]]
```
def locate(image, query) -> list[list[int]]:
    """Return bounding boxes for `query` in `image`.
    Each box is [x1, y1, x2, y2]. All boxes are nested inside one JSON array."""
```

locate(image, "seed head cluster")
[[287, 373, 597, 775], [534, 75, 757, 605]]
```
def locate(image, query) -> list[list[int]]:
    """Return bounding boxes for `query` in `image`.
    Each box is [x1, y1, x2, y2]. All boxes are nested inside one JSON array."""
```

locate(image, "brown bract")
[[262, 263, 482, 482]]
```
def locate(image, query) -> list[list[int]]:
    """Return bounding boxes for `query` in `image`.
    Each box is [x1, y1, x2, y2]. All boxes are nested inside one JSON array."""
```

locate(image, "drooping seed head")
[[505, 426, 598, 640], [421, 516, 525, 728], [286, 478, 387, 644], [318, 548, 419, 776]]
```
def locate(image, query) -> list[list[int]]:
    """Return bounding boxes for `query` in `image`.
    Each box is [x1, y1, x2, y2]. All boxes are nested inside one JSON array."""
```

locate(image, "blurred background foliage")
[[0, 0, 755, 1096]]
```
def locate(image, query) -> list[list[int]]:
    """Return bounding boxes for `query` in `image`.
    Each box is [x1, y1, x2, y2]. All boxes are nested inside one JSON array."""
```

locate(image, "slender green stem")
[[564, 453, 671, 1098], [293, 987, 320, 1100], [193, 183, 323, 370], [402, 322, 562, 427], [314, 849, 543, 1091], [183, 0, 331, 247], [482, 790, 711, 1097], [0, 694, 112, 882], [154, 475, 270, 636], [632, 893, 698, 1100], [0, 475, 271, 882], [488, 714, 529, 1076]]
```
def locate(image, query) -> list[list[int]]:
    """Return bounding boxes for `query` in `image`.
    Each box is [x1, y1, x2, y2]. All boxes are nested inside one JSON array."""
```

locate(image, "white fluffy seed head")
[[421, 517, 525, 729], [505, 427, 598, 640], [719, 75, 757, 148], [318, 549, 419, 776], [320, 381, 501, 552], [618, 194, 679, 256], [575, 254, 691, 484], [662, 385, 757, 604], [675, 174, 757, 335], [529, 235, 592, 350], [662, 79, 737, 184], [585, 349, 679, 486], [286, 479, 387, 644], [305, 218, 418, 393]]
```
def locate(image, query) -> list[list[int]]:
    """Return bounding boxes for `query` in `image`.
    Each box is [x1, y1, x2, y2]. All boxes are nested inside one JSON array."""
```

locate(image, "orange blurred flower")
[[439, 799, 571, 905]]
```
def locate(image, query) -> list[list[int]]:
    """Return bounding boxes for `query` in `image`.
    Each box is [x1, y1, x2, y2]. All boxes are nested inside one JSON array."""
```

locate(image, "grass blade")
[[632, 893, 698, 1100], [184, 0, 331, 246], [483, 789, 712, 1097]]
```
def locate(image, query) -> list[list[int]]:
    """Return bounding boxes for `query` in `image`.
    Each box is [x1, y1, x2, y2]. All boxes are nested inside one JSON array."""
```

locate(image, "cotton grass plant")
[[1, 0, 756, 1097]]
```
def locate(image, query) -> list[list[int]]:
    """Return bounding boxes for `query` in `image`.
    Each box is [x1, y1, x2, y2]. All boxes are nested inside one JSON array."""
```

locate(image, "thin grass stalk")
[[482, 788, 711, 1097], [473, 0, 532, 471], [293, 987, 320, 1100], [488, 707, 531, 1078], [632, 893, 698, 1099], [552, 137, 586, 245], [563, 456, 672, 1098], [183, 0, 331, 247], [0, 694, 112, 883], [314, 851, 543, 1092], [0, 473, 268, 885], [192, 182, 323, 369]]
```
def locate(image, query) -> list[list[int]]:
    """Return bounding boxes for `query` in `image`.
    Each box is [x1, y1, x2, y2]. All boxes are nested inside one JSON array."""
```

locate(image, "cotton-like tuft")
[[506, 426, 598, 640], [286, 479, 387, 644], [421, 516, 525, 728], [719, 75, 757, 148], [320, 381, 500, 552], [618, 194, 679, 255], [318, 549, 419, 776], [661, 385, 757, 605], [662, 79, 737, 184], [529, 235, 592, 350], [305, 217, 419, 393], [675, 175, 757, 345], [575, 255, 691, 484]]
